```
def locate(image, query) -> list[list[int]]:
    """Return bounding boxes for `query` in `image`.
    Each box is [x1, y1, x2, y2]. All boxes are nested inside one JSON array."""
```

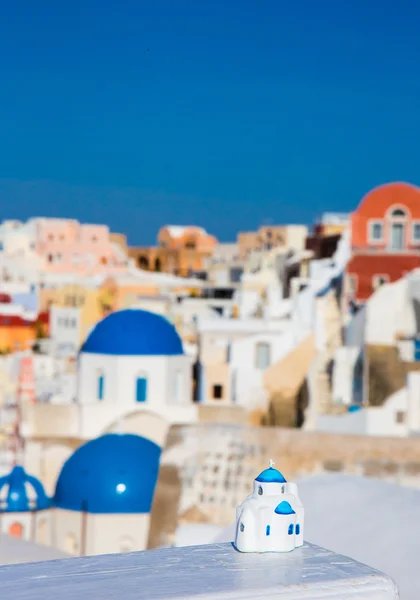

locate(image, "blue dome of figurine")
[[0, 466, 51, 512], [80, 309, 184, 356], [255, 466, 287, 484], [274, 501, 295, 515], [54, 434, 161, 513]]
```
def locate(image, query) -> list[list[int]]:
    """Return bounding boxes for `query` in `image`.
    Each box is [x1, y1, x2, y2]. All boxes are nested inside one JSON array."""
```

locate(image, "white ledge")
[[0, 542, 399, 599]]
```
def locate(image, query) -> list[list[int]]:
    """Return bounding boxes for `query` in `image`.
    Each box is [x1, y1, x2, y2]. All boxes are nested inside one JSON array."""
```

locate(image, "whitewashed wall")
[[317, 389, 409, 438], [77, 352, 197, 438], [407, 372, 420, 434], [332, 346, 360, 405], [230, 330, 295, 408], [365, 278, 416, 345]]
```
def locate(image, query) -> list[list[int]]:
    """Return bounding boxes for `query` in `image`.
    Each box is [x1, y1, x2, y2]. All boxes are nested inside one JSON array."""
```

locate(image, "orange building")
[[129, 225, 218, 277], [346, 182, 420, 303], [0, 311, 49, 353]]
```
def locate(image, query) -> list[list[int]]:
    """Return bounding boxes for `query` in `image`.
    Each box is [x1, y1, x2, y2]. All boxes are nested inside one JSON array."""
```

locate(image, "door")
[[390, 223, 405, 250]]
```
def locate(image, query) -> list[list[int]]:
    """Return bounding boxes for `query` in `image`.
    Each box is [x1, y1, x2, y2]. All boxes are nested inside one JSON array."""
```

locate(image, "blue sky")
[[1, 0, 420, 244]]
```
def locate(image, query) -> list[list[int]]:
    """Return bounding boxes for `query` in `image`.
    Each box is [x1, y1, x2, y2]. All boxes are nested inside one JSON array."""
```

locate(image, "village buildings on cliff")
[[2, 183, 420, 558]]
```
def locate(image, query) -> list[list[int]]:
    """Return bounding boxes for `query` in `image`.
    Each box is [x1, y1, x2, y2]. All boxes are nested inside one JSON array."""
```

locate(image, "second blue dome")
[[0, 466, 51, 512], [54, 434, 161, 513]]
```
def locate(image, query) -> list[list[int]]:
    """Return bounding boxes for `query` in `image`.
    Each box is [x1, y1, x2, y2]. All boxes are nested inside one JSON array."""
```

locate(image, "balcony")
[[0, 541, 399, 599]]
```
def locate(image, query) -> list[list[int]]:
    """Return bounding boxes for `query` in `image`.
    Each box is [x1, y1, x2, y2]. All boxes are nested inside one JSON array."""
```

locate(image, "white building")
[[49, 305, 82, 357], [78, 308, 195, 425], [316, 269, 420, 437], [235, 462, 304, 553]]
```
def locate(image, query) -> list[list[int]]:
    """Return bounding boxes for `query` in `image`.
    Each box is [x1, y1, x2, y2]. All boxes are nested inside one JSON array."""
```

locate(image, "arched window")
[[97, 371, 105, 400], [135, 374, 148, 402], [288, 524, 294, 535], [296, 524, 300, 535], [138, 256, 149, 270], [391, 208, 407, 217], [255, 342, 271, 370], [266, 525, 271, 536], [258, 485, 263, 496], [239, 522, 244, 532], [8, 522, 23, 538], [388, 206, 408, 250]]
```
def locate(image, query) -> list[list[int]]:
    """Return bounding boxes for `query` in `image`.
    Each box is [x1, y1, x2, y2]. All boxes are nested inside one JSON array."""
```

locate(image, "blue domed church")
[[77, 309, 197, 444], [0, 465, 52, 543], [53, 433, 161, 555], [0, 433, 162, 556]]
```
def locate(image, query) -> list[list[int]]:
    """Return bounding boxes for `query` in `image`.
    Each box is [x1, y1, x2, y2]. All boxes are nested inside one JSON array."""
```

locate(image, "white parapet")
[[0, 541, 399, 599]]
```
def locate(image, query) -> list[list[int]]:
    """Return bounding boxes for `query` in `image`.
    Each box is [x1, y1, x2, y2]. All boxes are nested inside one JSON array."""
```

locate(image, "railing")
[[0, 541, 399, 599]]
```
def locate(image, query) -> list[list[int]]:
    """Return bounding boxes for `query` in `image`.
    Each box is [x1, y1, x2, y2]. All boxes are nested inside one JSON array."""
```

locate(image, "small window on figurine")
[[296, 524, 300, 535], [240, 522, 244, 532], [258, 485, 263, 495], [288, 524, 294, 535]]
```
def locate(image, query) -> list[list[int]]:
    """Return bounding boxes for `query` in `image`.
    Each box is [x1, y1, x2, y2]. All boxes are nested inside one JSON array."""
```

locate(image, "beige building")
[[129, 225, 218, 277], [237, 225, 308, 259]]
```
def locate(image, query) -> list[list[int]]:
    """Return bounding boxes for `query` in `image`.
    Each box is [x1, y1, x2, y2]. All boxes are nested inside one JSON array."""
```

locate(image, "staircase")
[[312, 290, 344, 415]]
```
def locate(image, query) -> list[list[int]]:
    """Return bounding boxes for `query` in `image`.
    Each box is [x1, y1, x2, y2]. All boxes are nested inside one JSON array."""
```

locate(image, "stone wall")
[[159, 423, 420, 527]]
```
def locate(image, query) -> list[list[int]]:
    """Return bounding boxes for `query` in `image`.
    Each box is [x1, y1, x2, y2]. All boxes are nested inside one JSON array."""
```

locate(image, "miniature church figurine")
[[234, 460, 304, 553]]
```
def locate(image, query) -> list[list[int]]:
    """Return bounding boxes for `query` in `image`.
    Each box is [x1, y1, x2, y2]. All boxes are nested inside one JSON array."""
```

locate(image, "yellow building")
[[39, 269, 204, 350], [40, 275, 161, 347]]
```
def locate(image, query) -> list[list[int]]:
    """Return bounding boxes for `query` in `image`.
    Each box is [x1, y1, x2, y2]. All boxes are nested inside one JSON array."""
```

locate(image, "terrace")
[[0, 541, 398, 599]]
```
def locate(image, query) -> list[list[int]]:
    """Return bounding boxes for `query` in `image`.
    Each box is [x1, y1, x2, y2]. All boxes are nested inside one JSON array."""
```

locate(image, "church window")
[[97, 372, 105, 400], [288, 524, 294, 535], [240, 522, 244, 532], [266, 525, 270, 536], [258, 485, 263, 495], [136, 376, 147, 402], [296, 524, 300, 535]]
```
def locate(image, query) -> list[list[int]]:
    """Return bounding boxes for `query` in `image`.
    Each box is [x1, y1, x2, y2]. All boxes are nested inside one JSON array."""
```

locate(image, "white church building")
[[235, 462, 304, 553], [21, 308, 198, 497], [78, 308, 191, 408]]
